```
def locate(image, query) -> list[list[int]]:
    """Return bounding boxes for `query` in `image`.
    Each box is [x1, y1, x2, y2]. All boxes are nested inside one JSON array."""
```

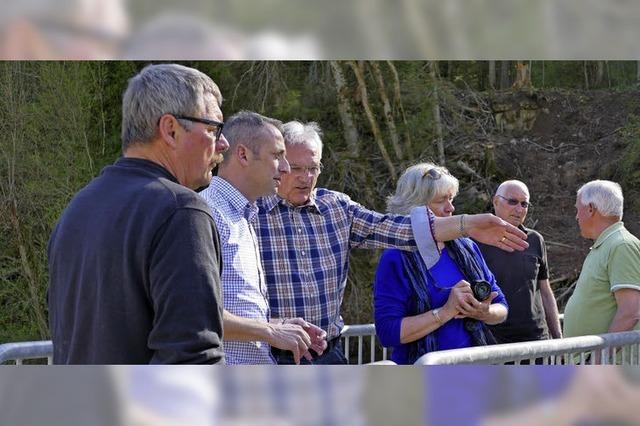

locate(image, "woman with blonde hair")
[[374, 163, 508, 364]]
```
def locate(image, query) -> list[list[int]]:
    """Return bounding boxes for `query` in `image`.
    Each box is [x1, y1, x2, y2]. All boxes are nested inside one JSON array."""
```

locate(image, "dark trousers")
[[271, 338, 348, 365]]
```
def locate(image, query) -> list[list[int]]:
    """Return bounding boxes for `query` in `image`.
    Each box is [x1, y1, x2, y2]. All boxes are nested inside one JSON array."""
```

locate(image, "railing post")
[[346, 336, 350, 364], [370, 335, 375, 363]]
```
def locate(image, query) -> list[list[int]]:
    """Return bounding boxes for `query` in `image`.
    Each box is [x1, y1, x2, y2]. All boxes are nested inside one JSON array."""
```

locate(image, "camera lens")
[[472, 280, 492, 301]]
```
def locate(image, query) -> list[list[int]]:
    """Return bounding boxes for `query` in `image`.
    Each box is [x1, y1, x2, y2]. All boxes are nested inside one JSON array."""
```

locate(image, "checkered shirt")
[[255, 188, 420, 340], [200, 177, 274, 365]]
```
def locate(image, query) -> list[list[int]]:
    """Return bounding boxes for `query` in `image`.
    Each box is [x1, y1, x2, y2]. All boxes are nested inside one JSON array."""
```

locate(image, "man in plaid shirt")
[[255, 121, 529, 364], [200, 112, 327, 364]]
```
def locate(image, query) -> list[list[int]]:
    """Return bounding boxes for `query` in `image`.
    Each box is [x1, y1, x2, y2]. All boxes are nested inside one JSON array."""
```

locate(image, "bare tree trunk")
[[542, 61, 545, 87], [429, 61, 446, 166], [348, 61, 397, 180], [488, 60, 496, 89], [500, 60, 510, 89], [513, 61, 531, 90], [583, 61, 590, 89], [595, 60, 604, 87], [637, 61, 640, 83], [386, 61, 412, 155], [606, 61, 611, 88], [369, 61, 402, 160], [329, 61, 360, 155]]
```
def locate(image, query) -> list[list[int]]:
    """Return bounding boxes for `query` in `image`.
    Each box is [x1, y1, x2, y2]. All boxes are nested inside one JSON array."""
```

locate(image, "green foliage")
[[2, 60, 640, 343], [616, 114, 640, 211], [0, 62, 133, 342]]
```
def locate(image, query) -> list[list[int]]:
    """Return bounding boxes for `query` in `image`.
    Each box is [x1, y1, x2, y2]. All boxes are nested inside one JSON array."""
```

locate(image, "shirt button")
[[298, 228, 303, 233], [301, 251, 305, 256]]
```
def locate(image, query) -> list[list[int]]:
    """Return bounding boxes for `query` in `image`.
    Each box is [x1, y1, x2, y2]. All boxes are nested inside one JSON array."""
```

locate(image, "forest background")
[[2, 60, 640, 343]]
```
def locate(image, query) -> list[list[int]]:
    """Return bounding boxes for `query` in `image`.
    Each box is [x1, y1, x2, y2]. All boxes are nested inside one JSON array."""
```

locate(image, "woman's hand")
[[443, 280, 474, 318], [456, 292, 498, 321]]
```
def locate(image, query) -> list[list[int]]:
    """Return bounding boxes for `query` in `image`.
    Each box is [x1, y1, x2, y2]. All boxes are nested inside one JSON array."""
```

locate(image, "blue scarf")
[[401, 238, 496, 364], [445, 239, 497, 347]]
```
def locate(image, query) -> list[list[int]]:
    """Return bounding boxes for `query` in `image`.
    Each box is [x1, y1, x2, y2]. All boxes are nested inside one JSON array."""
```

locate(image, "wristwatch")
[[432, 308, 443, 325]]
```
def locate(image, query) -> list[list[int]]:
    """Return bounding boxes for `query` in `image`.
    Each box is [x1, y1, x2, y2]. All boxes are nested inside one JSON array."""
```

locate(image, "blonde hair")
[[387, 163, 459, 215]]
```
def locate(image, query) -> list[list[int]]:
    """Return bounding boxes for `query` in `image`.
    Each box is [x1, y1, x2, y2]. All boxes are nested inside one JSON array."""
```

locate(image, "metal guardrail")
[[340, 324, 388, 364], [14, 322, 634, 367], [0, 340, 53, 365], [0, 326, 388, 365], [416, 330, 640, 365]]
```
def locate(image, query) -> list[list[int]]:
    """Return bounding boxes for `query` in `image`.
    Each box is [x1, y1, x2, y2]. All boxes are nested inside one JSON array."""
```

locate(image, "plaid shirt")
[[200, 177, 274, 365], [255, 188, 425, 340]]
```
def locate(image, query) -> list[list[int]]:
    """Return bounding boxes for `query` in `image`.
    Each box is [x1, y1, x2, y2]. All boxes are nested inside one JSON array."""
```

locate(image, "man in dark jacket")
[[48, 63, 229, 364]]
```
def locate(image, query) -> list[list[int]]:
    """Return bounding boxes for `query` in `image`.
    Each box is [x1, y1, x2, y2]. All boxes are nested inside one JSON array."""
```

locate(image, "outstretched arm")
[[433, 213, 528, 251]]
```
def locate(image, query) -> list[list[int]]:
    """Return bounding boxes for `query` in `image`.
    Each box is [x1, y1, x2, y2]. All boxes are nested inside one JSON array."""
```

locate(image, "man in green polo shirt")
[[564, 180, 640, 339]]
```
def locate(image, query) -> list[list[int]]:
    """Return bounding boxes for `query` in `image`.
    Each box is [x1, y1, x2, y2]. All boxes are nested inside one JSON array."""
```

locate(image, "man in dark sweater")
[[48, 64, 229, 364], [477, 180, 562, 344]]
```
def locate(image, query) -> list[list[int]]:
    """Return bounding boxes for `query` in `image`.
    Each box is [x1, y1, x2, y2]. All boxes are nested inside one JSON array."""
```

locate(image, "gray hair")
[[221, 110, 283, 162], [387, 163, 459, 215], [577, 180, 624, 218], [121, 63, 223, 152], [282, 121, 323, 156]]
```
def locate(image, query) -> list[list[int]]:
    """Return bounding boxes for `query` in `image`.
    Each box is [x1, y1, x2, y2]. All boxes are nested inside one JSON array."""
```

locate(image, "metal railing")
[[0, 325, 388, 365], [0, 340, 53, 365], [340, 324, 388, 364], [7, 322, 634, 367], [416, 330, 640, 365]]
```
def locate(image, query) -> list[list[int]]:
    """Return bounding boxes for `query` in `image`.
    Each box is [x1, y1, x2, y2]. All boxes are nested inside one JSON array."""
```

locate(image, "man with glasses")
[[255, 121, 531, 364], [48, 64, 228, 364], [477, 180, 562, 345], [199, 111, 327, 364]]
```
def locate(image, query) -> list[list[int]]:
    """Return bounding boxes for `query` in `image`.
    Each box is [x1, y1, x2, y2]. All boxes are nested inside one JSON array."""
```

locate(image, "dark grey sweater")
[[48, 157, 224, 364]]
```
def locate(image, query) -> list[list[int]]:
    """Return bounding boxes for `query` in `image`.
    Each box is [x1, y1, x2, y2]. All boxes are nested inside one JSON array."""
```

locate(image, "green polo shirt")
[[563, 222, 640, 338]]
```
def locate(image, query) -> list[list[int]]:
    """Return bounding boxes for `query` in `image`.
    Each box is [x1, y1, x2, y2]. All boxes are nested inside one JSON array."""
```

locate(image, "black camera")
[[471, 280, 492, 301]]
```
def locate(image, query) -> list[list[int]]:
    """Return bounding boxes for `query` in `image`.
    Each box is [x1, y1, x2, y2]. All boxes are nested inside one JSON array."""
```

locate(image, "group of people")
[[47, 63, 640, 365], [374, 164, 640, 364]]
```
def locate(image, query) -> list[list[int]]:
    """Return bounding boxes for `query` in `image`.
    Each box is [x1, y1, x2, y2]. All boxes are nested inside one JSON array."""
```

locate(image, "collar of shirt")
[[116, 157, 180, 184], [259, 190, 325, 215], [591, 221, 625, 250], [210, 176, 256, 218]]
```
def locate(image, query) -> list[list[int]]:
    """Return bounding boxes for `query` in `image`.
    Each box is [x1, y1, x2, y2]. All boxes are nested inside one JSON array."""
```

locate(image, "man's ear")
[[492, 195, 499, 211], [588, 203, 597, 215], [158, 114, 179, 148], [236, 143, 250, 166]]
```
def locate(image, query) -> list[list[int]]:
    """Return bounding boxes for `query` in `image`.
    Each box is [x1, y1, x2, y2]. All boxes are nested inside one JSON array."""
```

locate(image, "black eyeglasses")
[[497, 195, 531, 209], [423, 168, 442, 180], [176, 115, 224, 141]]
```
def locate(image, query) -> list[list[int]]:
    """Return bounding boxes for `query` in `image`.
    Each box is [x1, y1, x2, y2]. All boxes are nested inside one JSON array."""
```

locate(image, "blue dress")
[[373, 238, 507, 364]]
